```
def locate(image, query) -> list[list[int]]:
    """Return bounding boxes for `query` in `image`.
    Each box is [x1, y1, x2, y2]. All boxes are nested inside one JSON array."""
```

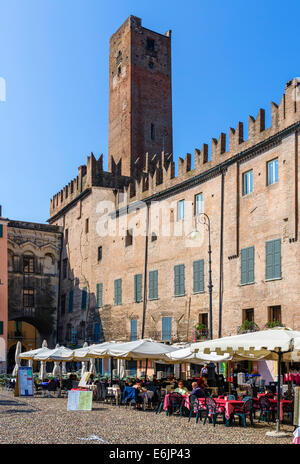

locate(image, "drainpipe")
[[218, 170, 225, 338]]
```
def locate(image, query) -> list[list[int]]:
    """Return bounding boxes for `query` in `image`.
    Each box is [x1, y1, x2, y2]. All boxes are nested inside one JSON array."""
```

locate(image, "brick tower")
[[108, 16, 173, 177]]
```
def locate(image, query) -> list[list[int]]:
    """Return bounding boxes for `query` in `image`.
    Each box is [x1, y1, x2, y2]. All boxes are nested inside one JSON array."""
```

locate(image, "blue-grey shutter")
[[134, 274, 142, 302], [81, 287, 87, 310], [274, 239, 281, 278], [96, 283, 103, 308], [162, 317, 172, 341], [149, 270, 158, 299], [193, 260, 204, 293], [174, 264, 185, 296], [241, 249, 247, 284], [266, 240, 281, 280], [68, 290, 73, 313], [114, 279, 122, 305], [247, 246, 255, 283], [130, 320, 137, 341]]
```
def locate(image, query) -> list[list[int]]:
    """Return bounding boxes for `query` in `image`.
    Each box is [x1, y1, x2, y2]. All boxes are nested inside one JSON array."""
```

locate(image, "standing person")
[[207, 363, 217, 387], [200, 364, 208, 377]]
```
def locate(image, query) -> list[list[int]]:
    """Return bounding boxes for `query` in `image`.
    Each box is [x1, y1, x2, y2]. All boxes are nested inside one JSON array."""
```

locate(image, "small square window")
[[125, 229, 133, 247]]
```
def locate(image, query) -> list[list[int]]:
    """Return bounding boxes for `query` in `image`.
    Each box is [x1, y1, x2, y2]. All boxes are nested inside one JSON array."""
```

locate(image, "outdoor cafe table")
[[284, 373, 300, 385]]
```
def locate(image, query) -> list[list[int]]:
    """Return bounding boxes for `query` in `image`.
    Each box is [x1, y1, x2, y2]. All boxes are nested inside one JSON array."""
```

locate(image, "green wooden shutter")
[[247, 246, 255, 283], [114, 279, 122, 305], [130, 320, 137, 340], [96, 283, 103, 308], [68, 290, 73, 313], [162, 317, 172, 341], [174, 264, 185, 296], [0, 321, 3, 335], [81, 287, 87, 310], [0, 225, 3, 238], [193, 260, 204, 293], [266, 239, 281, 280], [149, 270, 158, 300], [274, 239, 281, 278], [134, 274, 142, 303]]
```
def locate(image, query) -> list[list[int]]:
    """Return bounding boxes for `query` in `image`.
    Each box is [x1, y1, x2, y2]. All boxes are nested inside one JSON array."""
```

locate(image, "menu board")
[[19, 366, 33, 397], [67, 390, 93, 411]]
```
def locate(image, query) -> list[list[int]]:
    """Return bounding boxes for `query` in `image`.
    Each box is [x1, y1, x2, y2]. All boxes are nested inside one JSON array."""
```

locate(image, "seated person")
[[174, 381, 189, 395], [188, 381, 206, 398], [197, 376, 208, 390]]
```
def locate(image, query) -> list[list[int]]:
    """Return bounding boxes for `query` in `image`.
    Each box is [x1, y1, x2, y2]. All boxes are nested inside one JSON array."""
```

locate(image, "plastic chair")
[[121, 386, 139, 408], [258, 396, 274, 423], [166, 392, 184, 416], [232, 399, 254, 427], [228, 394, 235, 400], [203, 397, 225, 427]]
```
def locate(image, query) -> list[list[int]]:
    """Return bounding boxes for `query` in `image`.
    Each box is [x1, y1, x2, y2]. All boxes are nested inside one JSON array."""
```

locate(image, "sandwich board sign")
[[19, 366, 34, 397], [67, 390, 93, 411], [78, 371, 91, 387]]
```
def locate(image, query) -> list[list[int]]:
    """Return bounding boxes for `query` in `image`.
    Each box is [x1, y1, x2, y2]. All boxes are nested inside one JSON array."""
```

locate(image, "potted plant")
[[195, 323, 208, 340], [263, 320, 284, 329], [238, 320, 259, 334]]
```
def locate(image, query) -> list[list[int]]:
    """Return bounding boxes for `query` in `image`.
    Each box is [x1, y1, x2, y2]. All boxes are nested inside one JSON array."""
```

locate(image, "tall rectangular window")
[[194, 193, 203, 216], [63, 259, 68, 279], [23, 256, 35, 274], [151, 123, 155, 141], [162, 317, 172, 341], [177, 200, 185, 220], [98, 246, 102, 261], [65, 228, 68, 244], [268, 305, 281, 323], [241, 246, 255, 284], [96, 283, 103, 308], [71, 329, 77, 344], [267, 158, 278, 186], [243, 308, 254, 322], [0, 321, 3, 335], [93, 322, 102, 343], [134, 274, 143, 303], [81, 287, 87, 310], [85, 218, 89, 234], [149, 270, 158, 300], [114, 279, 122, 305], [130, 320, 138, 341], [266, 239, 281, 280], [68, 290, 73, 313], [0, 225, 3, 238], [23, 289, 34, 307], [193, 259, 204, 293], [242, 170, 253, 196], [174, 264, 185, 296], [125, 229, 133, 247]]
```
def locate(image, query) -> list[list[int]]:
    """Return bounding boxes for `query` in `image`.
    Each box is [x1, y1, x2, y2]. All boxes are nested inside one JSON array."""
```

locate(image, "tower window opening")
[[147, 38, 155, 52]]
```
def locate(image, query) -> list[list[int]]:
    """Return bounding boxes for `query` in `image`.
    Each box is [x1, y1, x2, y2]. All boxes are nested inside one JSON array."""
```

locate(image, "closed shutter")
[[134, 274, 142, 302], [241, 247, 254, 284], [174, 264, 185, 296], [81, 287, 87, 310], [162, 317, 172, 341], [193, 260, 204, 293], [96, 283, 103, 308], [0, 321, 3, 335], [114, 279, 122, 305], [94, 322, 101, 342], [149, 270, 158, 300], [266, 239, 281, 280], [68, 290, 73, 313], [0, 225, 3, 238], [248, 246, 255, 283], [130, 320, 137, 341]]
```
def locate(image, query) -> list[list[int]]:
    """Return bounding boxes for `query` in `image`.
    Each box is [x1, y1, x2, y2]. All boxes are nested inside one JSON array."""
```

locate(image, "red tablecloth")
[[163, 394, 190, 411], [284, 373, 300, 385]]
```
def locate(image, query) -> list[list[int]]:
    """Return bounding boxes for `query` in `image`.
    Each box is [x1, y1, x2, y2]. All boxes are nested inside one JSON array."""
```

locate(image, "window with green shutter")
[[266, 239, 281, 280], [114, 279, 122, 305], [130, 320, 138, 341], [174, 264, 185, 296], [134, 274, 143, 303], [162, 317, 172, 341], [149, 270, 158, 300], [193, 260, 204, 293], [68, 290, 73, 313], [0, 225, 3, 238], [96, 283, 103, 308], [240, 246, 255, 285], [81, 287, 87, 310], [0, 321, 3, 335]]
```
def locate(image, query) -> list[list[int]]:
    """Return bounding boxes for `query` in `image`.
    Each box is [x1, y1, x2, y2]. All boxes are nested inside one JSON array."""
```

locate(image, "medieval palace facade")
[[48, 16, 300, 349]]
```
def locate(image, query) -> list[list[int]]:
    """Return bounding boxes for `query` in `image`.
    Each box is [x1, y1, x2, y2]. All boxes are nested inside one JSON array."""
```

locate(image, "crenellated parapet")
[[50, 78, 300, 216]]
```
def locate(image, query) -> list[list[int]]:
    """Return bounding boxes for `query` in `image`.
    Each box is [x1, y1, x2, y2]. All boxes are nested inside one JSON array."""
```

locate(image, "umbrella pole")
[[286, 362, 291, 400], [110, 357, 113, 385], [145, 358, 148, 378], [228, 361, 231, 395]]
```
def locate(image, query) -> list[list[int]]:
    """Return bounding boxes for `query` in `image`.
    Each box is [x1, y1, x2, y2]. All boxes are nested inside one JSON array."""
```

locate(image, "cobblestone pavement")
[[0, 391, 294, 444]]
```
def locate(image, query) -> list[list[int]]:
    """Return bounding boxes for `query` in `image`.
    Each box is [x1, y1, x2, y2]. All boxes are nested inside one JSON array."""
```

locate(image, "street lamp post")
[[195, 213, 213, 340]]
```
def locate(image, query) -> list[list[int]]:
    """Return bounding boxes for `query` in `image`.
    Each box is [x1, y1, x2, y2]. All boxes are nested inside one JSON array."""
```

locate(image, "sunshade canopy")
[[33, 346, 74, 362], [19, 346, 50, 360], [88, 339, 179, 360], [166, 345, 232, 364], [191, 327, 300, 361]]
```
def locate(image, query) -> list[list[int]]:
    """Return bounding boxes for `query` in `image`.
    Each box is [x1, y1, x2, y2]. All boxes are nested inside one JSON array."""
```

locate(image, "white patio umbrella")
[[12, 341, 22, 377], [94, 339, 179, 361], [39, 340, 48, 380], [19, 346, 50, 361], [81, 342, 89, 376], [191, 327, 300, 437], [166, 345, 232, 364], [52, 344, 61, 376], [34, 346, 74, 362]]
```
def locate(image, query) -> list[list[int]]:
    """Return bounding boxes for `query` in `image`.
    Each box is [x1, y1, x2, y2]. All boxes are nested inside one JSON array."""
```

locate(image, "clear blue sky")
[[0, 0, 299, 223]]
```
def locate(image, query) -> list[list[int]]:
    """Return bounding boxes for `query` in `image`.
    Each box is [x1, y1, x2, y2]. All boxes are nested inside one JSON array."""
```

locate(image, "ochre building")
[[48, 16, 300, 354]]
